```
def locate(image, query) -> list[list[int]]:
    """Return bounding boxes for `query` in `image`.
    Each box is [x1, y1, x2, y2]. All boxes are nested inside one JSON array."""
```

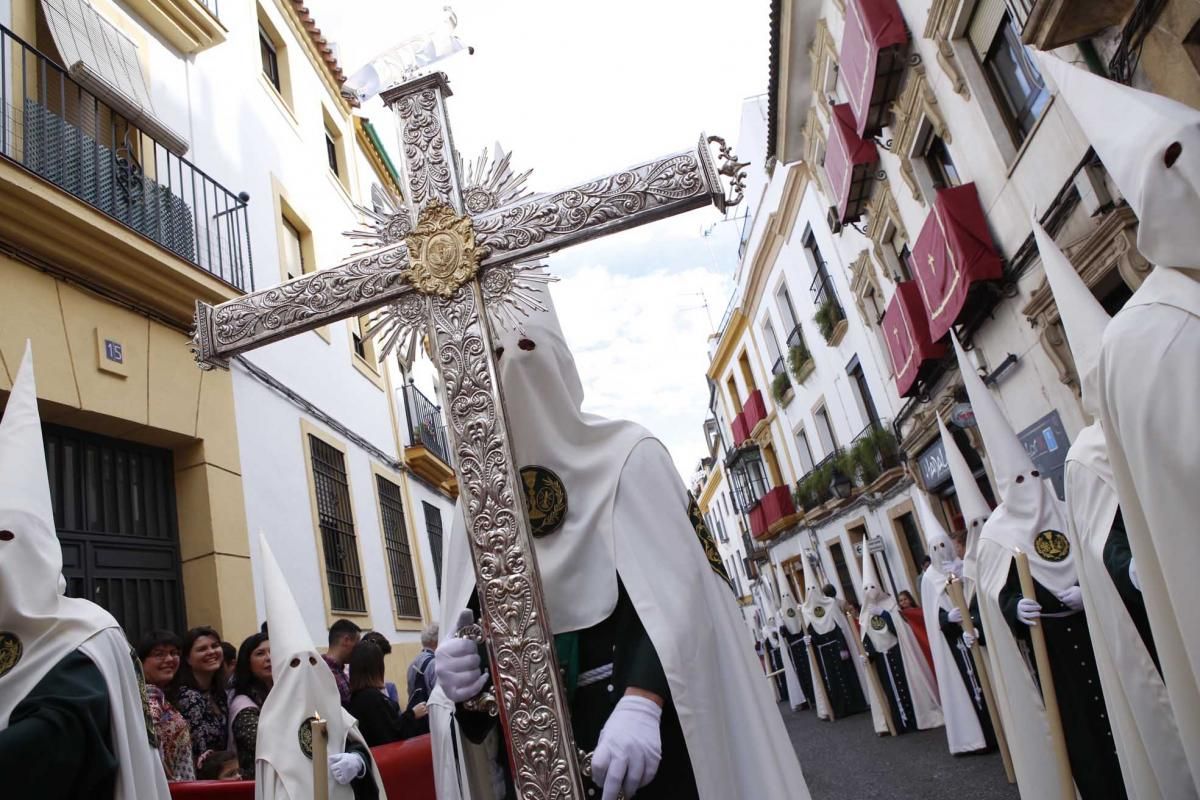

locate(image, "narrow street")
[[782, 704, 1020, 800]]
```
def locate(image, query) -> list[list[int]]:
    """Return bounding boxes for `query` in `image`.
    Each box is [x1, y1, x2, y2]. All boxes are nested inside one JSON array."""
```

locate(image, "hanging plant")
[[787, 341, 813, 380], [814, 299, 844, 343], [771, 370, 792, 403]]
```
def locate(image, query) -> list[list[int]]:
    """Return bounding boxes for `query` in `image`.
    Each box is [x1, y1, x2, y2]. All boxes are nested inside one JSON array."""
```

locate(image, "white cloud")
[[553, 262, 732, 480]]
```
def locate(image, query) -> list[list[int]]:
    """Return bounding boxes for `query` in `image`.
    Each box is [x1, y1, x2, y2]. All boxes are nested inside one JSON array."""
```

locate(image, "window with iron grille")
[[308, 435, 366, 613], [828, 541, 859, 605], [376, 475, 421, 619], [260, 28, 280, 92], [422, 501, 444, 593]]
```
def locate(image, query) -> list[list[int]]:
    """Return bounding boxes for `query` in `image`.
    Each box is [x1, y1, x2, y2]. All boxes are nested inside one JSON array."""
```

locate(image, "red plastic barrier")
[[168, 734, 436, 800]]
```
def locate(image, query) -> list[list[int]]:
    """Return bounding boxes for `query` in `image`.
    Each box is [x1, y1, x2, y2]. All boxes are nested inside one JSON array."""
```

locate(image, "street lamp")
[[829, 464, 853, 499]]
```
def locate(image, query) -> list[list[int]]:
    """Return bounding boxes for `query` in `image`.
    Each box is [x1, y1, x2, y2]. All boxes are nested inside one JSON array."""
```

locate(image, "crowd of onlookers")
[[136, 618, 440, 782]]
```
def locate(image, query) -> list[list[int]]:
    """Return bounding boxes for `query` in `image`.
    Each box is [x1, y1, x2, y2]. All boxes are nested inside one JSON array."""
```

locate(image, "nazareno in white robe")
[[1039, 54, 1200, 787], [920, 529, 987, 755], [429, 285, 809, 800], [434, 440, 810, 800], [0, 344, 169, 800]]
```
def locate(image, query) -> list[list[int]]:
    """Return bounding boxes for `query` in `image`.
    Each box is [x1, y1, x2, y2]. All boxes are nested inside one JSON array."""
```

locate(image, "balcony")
[[840, 0, 911, 137], [884, 280, 946, 397], [795, 450, 840, 514], [0, 27, 251, 322], [124, 0, 227, 54], [743, 389, 768, 437], [731, 411, 750, 446], [825, 103, 880, 224], [846, 421, 904, 491], [810, 273, 848, 346], [403, 382, 456, 495], [1007, 0, 1135, 52], [749, 484, 801, 540]]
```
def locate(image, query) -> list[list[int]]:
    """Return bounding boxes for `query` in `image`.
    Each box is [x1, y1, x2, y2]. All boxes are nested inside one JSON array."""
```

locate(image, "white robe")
[[976, 535, 1075, 798], [1099, 266, 1200, 788], [1066, 424, 1195, 799], [860, 597, 943, 733], [921, 566, 988, 753], [434, 439, 810, 800]]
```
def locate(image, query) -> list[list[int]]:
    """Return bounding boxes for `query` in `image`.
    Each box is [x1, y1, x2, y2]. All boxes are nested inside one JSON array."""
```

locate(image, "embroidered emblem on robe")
[[870, 614, 886, 632], [1033, 529, 1070, 562], [520, 466, 567, 538], [814, 606, 826, 619], [786, 608, 797, 618], [298, 716, 317, 759], [687, 493, 733, 590], [0, 631, 21, 677]]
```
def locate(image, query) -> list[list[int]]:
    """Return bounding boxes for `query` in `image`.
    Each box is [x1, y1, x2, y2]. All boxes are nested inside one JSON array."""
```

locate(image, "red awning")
[[731, 410, 749, 445], [840, 0, 910, 137], [826, 103, 879, 223], [743, 389, 767, 433], [883, 281, 947, 397], [910, 182, 1004, 341]]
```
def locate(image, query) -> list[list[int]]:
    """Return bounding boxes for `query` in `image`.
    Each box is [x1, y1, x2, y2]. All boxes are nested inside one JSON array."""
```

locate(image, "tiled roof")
[[765, 0, 782, 166], [287, 0, 359, 107]]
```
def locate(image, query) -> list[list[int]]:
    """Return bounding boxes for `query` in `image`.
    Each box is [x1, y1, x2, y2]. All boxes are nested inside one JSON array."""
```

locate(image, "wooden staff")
[[1014, 549, 1075, 800], [802, 625, 835, 721], [846, 611, 897, 736], [947, 575, 1015, 784], [312, 712, 329, 800]]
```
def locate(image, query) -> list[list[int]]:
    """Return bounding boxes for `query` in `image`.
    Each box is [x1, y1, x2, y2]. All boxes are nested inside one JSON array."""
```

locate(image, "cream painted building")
[[0, 0, 456, 678], [701, 0, 1200, 639]]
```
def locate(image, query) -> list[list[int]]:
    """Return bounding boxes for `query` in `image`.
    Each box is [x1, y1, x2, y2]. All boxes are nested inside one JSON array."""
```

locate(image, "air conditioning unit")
[[827, 206, 843, 235]]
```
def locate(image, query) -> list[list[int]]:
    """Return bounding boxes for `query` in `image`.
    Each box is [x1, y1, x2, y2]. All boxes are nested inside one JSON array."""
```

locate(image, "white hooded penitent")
[[1035, 224, 1196, 799], [433, 286, 809, 800], [254, 533, 384, 800], [953, 331, 1075, 797], [938, 414, 990, 597], [917, 490, 988, 754], [1045, 54, 1200, 786], [858, 539, 941, 733], [0, 343, 169, 799]]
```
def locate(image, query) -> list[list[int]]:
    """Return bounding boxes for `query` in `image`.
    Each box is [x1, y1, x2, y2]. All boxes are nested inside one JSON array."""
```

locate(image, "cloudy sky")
[[310, 0, 770, 478]]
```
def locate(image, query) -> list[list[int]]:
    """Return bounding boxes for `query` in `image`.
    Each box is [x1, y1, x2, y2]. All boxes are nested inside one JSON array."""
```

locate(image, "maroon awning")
[[840, 0, 910, 137], [883, 281, 947, 397], [825, 103, 879, 223], [910, 183, 1004, 341], [751, 485, 797, 540], [743, 389, 767, 434]]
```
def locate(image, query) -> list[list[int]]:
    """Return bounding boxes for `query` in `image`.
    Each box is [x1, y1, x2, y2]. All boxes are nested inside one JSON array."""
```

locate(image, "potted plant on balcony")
[[834, 450, 862, 492], [771, 370, 792, 405], [815, 298, 845, 344], [787, 340, 815, 384], [851, 425, 901, 487]]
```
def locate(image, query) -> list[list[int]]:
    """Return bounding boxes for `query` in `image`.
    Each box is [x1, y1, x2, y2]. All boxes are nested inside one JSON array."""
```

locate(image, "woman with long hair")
[[137, 629, 195, 781], [170, 626, 229, 767], [346, 641, 427, 747], [228, 632, 272, 778]]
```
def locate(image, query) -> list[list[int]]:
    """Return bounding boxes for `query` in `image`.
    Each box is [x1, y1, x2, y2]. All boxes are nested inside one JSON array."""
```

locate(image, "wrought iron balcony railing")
[[0, 25, 251, 290], [403, 382, 452, 467], [848, 419, 902, 483]]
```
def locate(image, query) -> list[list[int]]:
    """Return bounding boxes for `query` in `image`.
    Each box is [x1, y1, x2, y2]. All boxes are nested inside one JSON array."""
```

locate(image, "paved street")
[[781, 703, 1020, 800]]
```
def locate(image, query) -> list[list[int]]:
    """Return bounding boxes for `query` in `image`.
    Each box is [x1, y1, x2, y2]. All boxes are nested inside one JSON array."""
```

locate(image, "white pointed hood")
[[860, 542, 901, 654], [779, 580, 803, 636], [494, 285, 650, 633], [1032, 221, 1111, 416], [951, 333, 1034, 498], [256, 533, 380, 800], [916, 490, 958, 578], [800, 551, 837, 635], [938, 414, 989, 589], [0, 343, 118, 727], [953, 335, 1075, 592], [1039, 55, 1200, 270]]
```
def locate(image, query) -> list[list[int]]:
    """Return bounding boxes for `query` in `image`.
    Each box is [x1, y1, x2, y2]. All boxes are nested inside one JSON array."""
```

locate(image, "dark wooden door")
[[43, 424, 185, 640]]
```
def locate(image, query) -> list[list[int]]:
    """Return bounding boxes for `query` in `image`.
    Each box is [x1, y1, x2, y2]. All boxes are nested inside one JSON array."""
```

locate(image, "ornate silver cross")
[[191, 71, 745, 800]]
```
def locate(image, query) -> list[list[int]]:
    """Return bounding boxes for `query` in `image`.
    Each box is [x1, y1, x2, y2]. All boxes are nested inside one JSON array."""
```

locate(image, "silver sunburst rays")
[[349, 145, 554, 368]]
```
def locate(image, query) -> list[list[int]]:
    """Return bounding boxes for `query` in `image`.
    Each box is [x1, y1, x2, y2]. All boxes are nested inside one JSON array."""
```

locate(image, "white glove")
[[436, 610, 488, 703], [839, 650, 850, 661], [947, 607, 963, 624], [591, 695, 663, 800], [1017, 598, 1041, 626], [1056, 585, 1084, 611], [961, 630, 977, 649], [1129, 558, 1141, 592], [328, 752, 365, 784], [802, 636, 813, 646], [859, 654, 870, 665]]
